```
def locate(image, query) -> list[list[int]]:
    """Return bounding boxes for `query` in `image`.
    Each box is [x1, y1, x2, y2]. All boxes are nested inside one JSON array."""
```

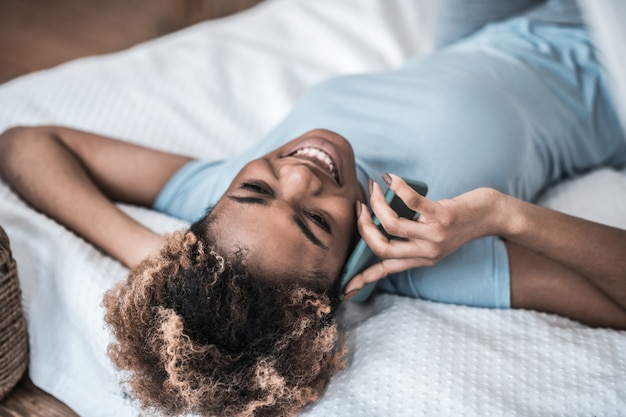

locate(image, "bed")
[[0, 0, 625, 415]]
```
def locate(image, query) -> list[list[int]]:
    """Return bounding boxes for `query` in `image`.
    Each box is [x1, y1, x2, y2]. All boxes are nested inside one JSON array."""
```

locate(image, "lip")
[[282, 136, 344, 186]]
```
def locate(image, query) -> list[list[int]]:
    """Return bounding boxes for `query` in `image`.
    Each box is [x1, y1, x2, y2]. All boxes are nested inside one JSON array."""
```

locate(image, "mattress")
[[0, 0, 625, 415]]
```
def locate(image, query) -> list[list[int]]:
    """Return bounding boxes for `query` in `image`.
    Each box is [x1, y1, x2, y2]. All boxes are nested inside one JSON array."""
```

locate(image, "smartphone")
[[339, 177, 428, 302]]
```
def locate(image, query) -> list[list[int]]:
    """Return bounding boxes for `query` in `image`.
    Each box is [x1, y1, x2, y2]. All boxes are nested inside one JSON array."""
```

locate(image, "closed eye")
[[305, 210, 331, 233], [240, 181, 273, 195]]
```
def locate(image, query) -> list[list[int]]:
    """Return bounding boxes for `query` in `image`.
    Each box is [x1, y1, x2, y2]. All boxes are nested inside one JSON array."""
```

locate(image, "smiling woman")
[[207, 129, 365, 283], [1, 3, 626, 417]]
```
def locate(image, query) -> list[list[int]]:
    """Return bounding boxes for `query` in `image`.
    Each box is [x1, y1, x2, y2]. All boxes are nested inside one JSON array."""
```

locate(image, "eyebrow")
[[228, 195, 270, 206], [228, 195, 328, 250], [292, 215, 328, 250]]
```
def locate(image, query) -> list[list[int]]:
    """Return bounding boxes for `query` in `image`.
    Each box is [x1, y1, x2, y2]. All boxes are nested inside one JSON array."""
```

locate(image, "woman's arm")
[[348, 173, 626, 328], [0, 126, 192, 267]]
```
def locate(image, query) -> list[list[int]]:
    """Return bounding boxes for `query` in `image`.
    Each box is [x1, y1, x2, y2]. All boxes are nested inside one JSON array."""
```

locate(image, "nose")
[[278, 163, 323, 201]]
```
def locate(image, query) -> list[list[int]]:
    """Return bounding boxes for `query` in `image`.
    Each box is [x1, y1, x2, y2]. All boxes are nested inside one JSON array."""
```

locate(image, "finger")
[[368, 179, 399, 220], [357, 200, 436, 260], [356, 200, 393, 249], [384, 173, 434, 215], [344, 257, 425, 294], [369, 180, 418, 239]]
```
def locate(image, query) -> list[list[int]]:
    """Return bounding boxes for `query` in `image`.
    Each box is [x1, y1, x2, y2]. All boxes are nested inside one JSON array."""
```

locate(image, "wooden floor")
[[0, 0, 264, 84], [0, 1, 263, 415], [0, 377, 78, 417]]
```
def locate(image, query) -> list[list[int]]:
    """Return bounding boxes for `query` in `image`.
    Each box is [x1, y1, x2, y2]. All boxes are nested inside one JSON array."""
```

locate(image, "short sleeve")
[[377, 236, 511, 309], [153, 160, 230, 222]]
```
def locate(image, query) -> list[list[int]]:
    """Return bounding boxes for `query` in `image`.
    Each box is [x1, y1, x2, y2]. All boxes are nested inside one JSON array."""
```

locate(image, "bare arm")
[[0, 126, 192, 267], [347, 173, 626, 328], [500, 194, 626, 302]]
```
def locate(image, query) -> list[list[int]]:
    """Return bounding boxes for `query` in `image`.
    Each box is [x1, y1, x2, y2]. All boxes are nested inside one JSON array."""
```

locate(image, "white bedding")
[[0, 0, 625, 415]]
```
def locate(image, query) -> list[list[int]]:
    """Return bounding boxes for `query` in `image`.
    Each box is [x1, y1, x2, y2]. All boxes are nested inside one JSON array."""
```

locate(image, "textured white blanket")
[[0, 0, 625, 415]]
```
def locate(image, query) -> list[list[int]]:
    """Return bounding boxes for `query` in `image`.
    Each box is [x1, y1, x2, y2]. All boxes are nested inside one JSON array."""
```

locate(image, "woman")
[[1, 1, 626, 416]]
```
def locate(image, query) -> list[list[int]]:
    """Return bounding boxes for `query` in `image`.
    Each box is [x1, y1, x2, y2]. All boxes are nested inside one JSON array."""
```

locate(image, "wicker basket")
[[0, 225, 28, 401]]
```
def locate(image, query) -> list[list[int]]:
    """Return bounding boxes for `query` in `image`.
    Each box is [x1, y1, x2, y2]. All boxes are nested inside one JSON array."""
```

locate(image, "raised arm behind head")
[[0, 125, 191, 266]]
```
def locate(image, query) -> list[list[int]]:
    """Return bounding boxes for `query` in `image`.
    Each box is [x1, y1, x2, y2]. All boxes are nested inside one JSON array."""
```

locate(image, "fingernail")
[[382, 173, 392, 186], [355, 200, 362, 217], [343, 289, 359, 301], [368, 178, 373, 195]]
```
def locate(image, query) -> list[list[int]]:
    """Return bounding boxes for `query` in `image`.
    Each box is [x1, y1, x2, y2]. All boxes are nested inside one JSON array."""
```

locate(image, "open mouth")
[[288, 147, 340, 184]]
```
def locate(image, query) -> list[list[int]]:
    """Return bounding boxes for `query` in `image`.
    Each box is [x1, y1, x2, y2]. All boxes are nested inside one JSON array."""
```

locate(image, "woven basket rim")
[[0, 225, 29, 400]]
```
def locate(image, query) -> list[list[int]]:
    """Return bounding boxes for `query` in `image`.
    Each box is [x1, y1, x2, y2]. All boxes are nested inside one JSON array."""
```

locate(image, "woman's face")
[[211, 129, 366, 287]]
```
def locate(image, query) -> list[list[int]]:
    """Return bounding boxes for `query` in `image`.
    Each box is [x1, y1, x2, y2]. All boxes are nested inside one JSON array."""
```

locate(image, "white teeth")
[[293, 147, 338, 181]]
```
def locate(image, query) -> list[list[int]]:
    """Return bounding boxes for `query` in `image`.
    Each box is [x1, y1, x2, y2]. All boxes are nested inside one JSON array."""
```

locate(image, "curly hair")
[[103, 216, 345, 417]]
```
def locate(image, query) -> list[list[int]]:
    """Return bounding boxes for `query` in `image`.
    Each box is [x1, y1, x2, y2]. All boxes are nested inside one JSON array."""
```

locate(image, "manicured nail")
[[382, 173, 392, 186], [343, 289, 359, 301], [368, 178, 373, 195], [355, 200, 362, 217]]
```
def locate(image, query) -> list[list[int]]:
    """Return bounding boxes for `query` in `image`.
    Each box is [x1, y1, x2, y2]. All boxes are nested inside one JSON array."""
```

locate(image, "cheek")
[[332, 204, 359, 254], [337, 201, 357, 232]]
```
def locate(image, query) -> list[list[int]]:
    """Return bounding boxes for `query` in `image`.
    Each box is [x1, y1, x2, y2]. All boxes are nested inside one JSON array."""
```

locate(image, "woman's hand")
[[344, 173, 505, 295], [344, 173, 626, 328]]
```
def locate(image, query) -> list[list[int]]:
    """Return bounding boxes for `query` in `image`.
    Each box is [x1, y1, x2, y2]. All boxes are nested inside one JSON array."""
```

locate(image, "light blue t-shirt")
[[155, 18, 626, 308]]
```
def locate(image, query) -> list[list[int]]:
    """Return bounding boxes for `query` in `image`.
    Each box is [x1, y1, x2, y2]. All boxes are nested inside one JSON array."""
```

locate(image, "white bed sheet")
[[0, 0, 625, 415]]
